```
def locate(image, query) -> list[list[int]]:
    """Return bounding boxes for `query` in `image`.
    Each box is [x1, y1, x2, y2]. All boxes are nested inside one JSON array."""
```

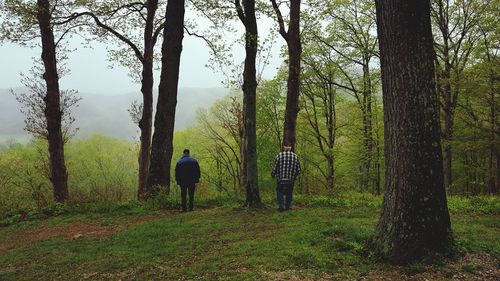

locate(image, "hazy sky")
[[0, 16, 283, 95]]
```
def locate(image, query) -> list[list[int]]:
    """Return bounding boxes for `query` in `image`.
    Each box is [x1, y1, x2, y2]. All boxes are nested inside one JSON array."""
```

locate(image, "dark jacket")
[[175, 156, 200, 186]]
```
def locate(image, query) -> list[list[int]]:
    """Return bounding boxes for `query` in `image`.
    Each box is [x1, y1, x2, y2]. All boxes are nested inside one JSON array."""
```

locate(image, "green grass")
[[0, 195, 498, 280]]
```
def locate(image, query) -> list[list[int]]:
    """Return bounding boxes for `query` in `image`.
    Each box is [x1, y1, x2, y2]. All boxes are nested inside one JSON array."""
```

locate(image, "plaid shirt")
[[271, 151, 301, 183]]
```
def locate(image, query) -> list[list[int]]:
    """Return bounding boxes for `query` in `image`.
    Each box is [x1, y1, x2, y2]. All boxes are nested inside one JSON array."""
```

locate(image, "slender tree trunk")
[[495, 148, 500, 195], [488, 83, 499, 194], [361, 60, 374, 192], [137, 0, 158, 200], [437, 39, 454, 193], [371, 0, 451, 264], [237, 105, 247, 194], [239, 0, 261, 207], [373, 93, 382, 195], [148, 0, 185, 194], [327, 84, 336, 192], [464, 153, 470, 195], [442, 100, 454, 192], [37, 0, 69, 202], [239, 126, 247, 195], [138, 62, 154, 199], [327, 155, 334, 191], [282, 0, 301, 150]]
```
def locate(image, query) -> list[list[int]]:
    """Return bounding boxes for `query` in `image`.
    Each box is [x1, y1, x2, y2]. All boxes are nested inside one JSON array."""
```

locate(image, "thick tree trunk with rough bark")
[[37, 0, 69, 202], [281, 0, 301, 150], [148, 0, 185, 194], [137, 0, 158, 200], [371, 0, 452, 264]]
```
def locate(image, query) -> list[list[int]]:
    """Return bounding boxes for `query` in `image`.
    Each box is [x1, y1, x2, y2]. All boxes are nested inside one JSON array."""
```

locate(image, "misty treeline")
[[0, 0, 498, 264]]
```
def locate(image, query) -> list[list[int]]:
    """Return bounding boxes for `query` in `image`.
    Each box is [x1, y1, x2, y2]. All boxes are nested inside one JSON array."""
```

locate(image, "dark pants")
[[180, 184, 195, 211], [276, 181, 294, 210]]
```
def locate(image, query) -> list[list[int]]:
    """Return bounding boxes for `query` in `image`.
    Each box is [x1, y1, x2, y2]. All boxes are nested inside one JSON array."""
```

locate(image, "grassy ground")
[[0, 195, 498, 280]]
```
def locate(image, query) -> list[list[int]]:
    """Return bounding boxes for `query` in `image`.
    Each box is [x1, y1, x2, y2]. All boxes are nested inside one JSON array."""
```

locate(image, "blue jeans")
[[276, 181, 294, 210]]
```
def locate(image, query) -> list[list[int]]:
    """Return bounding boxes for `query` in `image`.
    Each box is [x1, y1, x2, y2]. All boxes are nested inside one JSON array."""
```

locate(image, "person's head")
[[283, 143, 292, 152], [183, 149, 190, 156]]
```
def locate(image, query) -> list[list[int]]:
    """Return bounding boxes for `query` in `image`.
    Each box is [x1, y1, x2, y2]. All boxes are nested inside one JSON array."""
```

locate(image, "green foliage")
[[293, 192, 382, 208], [0, 135, 138, 219], [65, 135, 138, 202], [0, 139, 52, 218], [448, 196, 500, 214]]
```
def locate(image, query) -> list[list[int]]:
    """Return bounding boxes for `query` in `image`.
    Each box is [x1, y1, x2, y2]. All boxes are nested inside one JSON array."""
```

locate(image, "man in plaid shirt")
[[271, 144, 301, 211]]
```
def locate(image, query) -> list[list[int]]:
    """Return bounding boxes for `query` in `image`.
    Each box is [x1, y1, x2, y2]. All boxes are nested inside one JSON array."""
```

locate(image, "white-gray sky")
[[0, 15, 284, 95]]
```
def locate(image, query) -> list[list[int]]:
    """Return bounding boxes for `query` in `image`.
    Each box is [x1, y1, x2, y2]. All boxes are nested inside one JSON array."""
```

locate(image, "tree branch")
[[270, 0, 288, 41], [234, 0, 246, 26], [59, 11, 144, 63]]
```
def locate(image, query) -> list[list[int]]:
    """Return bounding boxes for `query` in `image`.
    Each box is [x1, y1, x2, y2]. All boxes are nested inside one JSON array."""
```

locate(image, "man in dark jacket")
[[271, 144, 301, 211], [175, 149, 200, 212]]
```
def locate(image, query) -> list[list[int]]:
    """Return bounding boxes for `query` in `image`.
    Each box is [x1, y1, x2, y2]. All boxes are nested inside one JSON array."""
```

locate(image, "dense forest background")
[[0, 0, 498, 219]]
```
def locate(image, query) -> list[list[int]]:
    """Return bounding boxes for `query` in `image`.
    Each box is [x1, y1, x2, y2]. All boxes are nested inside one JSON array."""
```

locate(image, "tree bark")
[[148, 0, 185, 194], [236, 0, 261, 207], [371, 0, 452, 264], [281, 0, 302, 150], [137, 0, 158, 200], [37, 0, 69, 202]]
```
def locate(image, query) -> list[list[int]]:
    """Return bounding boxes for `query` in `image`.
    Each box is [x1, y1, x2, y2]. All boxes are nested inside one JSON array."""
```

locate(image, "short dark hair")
[[183, 149, 190, 155]]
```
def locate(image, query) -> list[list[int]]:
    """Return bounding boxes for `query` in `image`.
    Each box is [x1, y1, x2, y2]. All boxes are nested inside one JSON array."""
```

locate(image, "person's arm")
[[296, 156, 301, 177], [195, 161, 201, 183], [271, 154, 279, 178], [175, 162, 180, 184]]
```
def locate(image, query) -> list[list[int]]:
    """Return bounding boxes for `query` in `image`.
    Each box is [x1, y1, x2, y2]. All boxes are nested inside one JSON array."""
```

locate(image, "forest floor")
[[0, 198, 498, 280]]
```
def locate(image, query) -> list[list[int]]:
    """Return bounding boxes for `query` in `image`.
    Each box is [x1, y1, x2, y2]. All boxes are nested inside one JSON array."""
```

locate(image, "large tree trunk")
[[37, 0, 69, 202], [282, 0, 301, 150], [371, 0, 452, 264], [137, 0, 158, 200], [240, 0, 261, 207], [148, 0, 185, 194]]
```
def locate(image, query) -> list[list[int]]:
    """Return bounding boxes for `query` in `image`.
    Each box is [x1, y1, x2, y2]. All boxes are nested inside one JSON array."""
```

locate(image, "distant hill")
[[0, 87, 229, 142]]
